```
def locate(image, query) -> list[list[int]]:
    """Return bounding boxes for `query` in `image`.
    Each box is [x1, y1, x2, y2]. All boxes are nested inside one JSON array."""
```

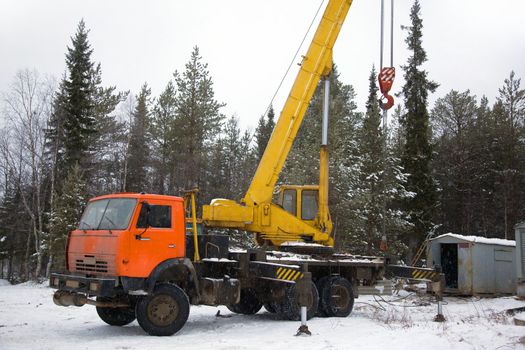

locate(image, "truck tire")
[[227, 288, 262, 315], [135, 283, 190, 336], [319, 276, 354, 317], [279, 281, 319, 321], [96, 297, 136, 326], [315, 276, 330, 317]]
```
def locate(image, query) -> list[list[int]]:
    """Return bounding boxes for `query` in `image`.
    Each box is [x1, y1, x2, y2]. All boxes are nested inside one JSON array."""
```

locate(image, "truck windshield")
[[79, 198, 137, 230]]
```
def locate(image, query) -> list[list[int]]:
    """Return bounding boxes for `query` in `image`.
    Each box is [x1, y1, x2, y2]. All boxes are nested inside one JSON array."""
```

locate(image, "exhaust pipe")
[[53, 291, 88, 307], [53, 291, 130, 308]]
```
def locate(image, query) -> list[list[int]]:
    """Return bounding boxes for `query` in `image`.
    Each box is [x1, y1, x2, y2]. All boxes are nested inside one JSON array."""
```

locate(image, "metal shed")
[[427, 233, 516, 295], [514, 223, 525, 297]]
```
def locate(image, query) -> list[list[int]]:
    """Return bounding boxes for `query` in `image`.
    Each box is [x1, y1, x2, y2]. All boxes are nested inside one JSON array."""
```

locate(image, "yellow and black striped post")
[[276, 267, 304, 282]]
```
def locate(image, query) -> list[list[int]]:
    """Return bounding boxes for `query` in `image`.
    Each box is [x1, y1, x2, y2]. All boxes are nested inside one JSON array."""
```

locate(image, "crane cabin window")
[[301, 190, 318, 220], [282, 189, 297, 216], [137, 204, 172, 228]]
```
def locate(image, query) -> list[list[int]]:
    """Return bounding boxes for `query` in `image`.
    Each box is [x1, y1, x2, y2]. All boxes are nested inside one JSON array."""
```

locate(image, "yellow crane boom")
[[202, 0, 353, 247]]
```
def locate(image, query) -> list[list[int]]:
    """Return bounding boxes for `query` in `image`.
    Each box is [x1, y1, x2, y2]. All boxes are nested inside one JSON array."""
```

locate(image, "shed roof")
[[432, 233, 515, 247]]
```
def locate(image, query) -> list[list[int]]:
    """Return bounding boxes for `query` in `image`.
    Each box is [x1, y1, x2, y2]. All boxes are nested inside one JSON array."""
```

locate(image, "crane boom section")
[[244, 0, 352, 206]]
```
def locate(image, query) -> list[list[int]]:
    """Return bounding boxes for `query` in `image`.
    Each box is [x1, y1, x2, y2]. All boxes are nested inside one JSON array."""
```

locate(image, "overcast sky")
[[1, 0, 524, 131]]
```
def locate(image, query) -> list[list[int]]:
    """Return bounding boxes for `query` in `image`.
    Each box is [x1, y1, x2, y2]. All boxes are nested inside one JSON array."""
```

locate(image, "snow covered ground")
[[1, 280, 524, 350]]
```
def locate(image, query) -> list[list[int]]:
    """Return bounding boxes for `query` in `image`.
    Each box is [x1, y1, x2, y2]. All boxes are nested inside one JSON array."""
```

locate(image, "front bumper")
[[50, 273, 118, 297]]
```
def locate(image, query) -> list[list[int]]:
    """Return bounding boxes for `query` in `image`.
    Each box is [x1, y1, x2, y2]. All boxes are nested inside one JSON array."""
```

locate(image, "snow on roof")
[[432, 233, 515, 247], [280, 241, 325, 247]]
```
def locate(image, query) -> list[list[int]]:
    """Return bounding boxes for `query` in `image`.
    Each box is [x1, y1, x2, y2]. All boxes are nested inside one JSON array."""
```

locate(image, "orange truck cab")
[[66, 193, 186, 280]]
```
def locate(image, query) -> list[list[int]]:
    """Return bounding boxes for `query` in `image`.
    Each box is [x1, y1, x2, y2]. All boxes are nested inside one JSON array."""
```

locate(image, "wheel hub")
[[331, 285, 350, 310], [148, 294, 179, 327]]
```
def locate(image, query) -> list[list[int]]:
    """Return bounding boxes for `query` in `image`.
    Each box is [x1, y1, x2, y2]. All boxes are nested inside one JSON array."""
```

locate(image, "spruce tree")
[[48, 164, 87, 271], [0, 183, 31, 281], [47, 20, 123, 193], [45, 79, 68, 184], [62, 20, 96, 168], [173, 46, 225, 196], [150, 81, 177, 194], [255, 106, 275, 160], [359, 67, 385, 254], [352, 68, 412, 255], [400, 0, 438, 256], [88, 64, 126, 194], [125, 83, 151, 192]]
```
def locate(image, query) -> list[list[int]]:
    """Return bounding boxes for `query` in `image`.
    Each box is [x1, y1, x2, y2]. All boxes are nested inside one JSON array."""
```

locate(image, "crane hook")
[[379, 93, 394, 111], [378, 67, 395, 110]]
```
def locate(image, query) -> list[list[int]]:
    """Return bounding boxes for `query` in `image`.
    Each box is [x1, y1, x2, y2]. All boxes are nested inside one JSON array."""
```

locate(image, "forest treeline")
[[1, 1, 524, 281]]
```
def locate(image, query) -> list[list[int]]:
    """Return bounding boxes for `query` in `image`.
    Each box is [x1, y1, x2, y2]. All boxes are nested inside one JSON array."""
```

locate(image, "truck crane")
[[50, 0, 445, 336]]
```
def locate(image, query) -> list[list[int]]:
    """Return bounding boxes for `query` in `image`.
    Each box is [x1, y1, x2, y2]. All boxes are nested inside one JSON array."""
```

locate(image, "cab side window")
[[282, 189, 297, 216], [137, 204, 172, 228], [301, 190, 318, 220]]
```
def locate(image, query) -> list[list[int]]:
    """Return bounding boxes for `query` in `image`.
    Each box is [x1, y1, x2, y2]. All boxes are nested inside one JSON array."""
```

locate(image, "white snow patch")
[[0, 283, 524, 349], [434, 233, 516, 247], [280, 241, 325, 247], [0, 279, 10, 286], [201, 258, 237, 263], [228, 248, 247, 253]]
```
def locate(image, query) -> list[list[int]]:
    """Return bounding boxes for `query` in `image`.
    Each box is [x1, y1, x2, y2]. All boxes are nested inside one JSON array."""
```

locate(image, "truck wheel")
[[280, 281, 319, 321], [96, 297, 136, 326], [135, 283, 190, 336], [315, 276, 330, 317], [227, 288, 262, 315], [319, 276, 354, 317]]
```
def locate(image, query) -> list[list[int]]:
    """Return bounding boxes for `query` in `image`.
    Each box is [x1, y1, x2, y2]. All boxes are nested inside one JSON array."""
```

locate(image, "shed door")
[[441, 244, 458, 288], [494, 248, 513, 294]]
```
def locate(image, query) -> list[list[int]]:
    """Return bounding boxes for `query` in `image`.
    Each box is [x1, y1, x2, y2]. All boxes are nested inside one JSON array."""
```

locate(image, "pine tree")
[[491, 72, 525, 238], [125, 83, 151, 192], [400, 0, 438, 257], [431, 90, 478, 235]]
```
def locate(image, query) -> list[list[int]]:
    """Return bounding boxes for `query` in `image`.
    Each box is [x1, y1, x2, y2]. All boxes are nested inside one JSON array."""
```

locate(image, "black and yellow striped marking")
[[411, 269, 437, 280], [276, 267, 303, 281]]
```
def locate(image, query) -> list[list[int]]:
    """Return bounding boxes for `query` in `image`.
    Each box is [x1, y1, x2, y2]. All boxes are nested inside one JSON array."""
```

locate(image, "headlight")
[[65, 280, 79, 288]]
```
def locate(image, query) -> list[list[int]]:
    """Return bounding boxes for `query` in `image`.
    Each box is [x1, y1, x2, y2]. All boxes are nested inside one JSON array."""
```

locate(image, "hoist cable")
[[390, 0, 394, 67]]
